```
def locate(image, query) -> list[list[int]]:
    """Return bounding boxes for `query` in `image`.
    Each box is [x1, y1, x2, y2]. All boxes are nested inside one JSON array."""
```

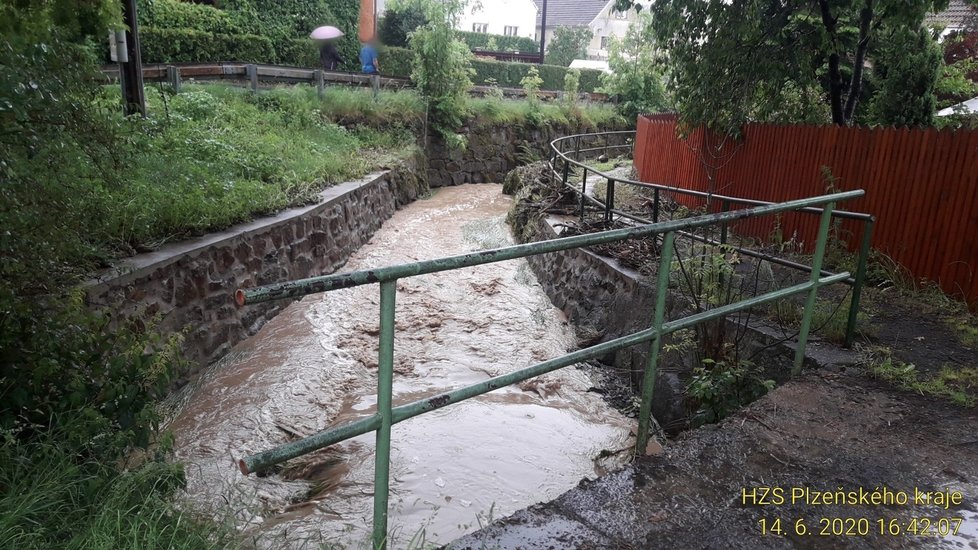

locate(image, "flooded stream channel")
[[166, 184, 633, 548]]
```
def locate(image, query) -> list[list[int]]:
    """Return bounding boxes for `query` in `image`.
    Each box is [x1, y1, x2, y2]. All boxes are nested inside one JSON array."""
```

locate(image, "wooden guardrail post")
[[246, 64, 258, 92], [315, 69, 325, 100], [166, 65, 181, 93]]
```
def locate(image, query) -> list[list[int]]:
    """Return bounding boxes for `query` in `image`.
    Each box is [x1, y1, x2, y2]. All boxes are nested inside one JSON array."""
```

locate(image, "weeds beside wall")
[[633, 114, 978, 307]]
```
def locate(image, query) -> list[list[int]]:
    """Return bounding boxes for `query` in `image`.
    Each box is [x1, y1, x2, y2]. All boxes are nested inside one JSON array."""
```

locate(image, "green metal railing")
[[548, 131, 876, 347], [234, 182, 863, 549]]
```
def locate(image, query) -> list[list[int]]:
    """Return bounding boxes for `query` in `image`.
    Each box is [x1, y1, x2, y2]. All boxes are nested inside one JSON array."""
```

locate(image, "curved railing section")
[[547, 130, 876, 348]]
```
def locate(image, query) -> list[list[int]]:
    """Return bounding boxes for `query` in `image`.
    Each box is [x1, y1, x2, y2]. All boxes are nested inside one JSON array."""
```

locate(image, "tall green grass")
[[0, 430, 235, 549]]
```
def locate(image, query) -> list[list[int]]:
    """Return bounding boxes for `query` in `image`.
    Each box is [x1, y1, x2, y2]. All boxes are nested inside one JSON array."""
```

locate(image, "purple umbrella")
[[310, 26, 345, 40]]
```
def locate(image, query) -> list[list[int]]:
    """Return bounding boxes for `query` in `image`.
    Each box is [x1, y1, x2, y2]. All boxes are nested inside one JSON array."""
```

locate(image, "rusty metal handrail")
[[233, 186, 863, 549], [549, 130, 876, 347]]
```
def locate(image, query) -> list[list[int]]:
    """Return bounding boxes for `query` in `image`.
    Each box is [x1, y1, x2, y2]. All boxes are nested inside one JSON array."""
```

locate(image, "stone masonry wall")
[[514, 213, 819, 433], [86, 162, 424, 383], [426, 119, 632, 187]]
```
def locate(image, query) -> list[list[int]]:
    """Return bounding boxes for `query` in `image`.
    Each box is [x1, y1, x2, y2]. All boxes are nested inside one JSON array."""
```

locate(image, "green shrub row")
[[472, 58, 603, 92], [137, 0, 359, 70], [139, 27, 276, 64], [379, 47, 602, 92], [457, 30, 538, 53]]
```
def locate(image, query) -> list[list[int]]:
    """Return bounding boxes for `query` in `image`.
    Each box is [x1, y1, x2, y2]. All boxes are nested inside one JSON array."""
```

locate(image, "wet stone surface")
[[451, 373, 978, 549]]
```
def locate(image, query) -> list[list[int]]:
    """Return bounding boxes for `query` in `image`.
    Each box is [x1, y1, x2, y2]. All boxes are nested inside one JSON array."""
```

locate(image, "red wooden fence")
[[633, 114, 978, 306]]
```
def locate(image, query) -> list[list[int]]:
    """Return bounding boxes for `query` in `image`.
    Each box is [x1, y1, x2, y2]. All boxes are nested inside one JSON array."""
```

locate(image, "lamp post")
[[539, 0, 548, 63], [120, 0, 145, 116]]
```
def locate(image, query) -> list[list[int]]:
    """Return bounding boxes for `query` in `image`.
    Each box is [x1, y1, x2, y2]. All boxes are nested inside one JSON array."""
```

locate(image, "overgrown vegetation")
[[409, 0, 474, 147], [599, 11, 671, 120], [613, 0, 973, 131], [545, 26, 593, 67], [0, 3, 241, 545], [863, 347, 977, 407]]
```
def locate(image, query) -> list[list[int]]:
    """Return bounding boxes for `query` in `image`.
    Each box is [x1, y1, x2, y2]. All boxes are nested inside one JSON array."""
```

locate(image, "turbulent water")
[[166, 184, 633, 548]]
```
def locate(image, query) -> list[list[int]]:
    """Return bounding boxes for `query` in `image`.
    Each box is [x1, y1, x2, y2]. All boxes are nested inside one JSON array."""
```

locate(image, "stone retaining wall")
[[513, 212, 813, 433], [426, 120, 632, 187], [86, 162, 424, 382]]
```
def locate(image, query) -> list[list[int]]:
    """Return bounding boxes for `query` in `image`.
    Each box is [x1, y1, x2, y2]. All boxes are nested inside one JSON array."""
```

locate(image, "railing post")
[[371, 280, 397, 550], [580, 167, 588, 223], [719, 200, 731, 245], [562, 153, 570, 188], [246, 64, 258, 93], [604, 178, 615, 223], [652, 188, 660, 224], [793, 203, 836, 375], [845, 218, 874, 348], [637, 231, 675, 454], [166, 65, 181, 93], [315, 69, 325, 100]]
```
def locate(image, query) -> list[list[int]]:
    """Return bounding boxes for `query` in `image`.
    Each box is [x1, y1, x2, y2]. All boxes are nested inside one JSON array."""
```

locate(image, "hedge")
[[379, 47, 603, 92], [135, 0, 244, 35], [138, 0, 360, 70], [457, 31, 538, 53], [382, 46, 414, 79], [139, 27, 275, 64]]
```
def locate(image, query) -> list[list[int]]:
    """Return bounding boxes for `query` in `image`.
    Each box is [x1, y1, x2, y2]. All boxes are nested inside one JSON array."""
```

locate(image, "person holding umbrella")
[[309, 26, 345, 71]]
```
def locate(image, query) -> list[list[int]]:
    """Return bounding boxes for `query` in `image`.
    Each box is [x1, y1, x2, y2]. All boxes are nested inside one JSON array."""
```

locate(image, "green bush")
[[472, 57, 603, 92], [136, 0, 243, 35], [458, 30, 538, 52], [382, 45, 415, 77], [139, 26, 275, 63], [378, 0, 429, 48]]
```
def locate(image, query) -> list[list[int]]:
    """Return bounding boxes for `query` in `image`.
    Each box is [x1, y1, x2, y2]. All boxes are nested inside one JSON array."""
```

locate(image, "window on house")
[[472, 23, 488, 33], [614, 9, 628, 19], [600, 35, 610, 49], [504, 25, 518, 36]]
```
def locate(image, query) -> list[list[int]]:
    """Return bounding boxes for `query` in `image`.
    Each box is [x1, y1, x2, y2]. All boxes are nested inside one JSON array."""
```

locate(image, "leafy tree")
[[378, 0, 429, 47], [546, 26, 592, 67], [867, 26, 942, 127], [410, 0, 474, 147], [614, 0, 949, 130], [598, 11, 670, 120]]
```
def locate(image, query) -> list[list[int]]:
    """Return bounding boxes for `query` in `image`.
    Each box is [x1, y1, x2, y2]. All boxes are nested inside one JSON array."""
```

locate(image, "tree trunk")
[[817, 0, 846, 125], [843, 0, 875, 123]]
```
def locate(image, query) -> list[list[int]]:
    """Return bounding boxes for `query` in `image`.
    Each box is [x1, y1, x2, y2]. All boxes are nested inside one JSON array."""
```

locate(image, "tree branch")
[[843, 0, 875, 122]]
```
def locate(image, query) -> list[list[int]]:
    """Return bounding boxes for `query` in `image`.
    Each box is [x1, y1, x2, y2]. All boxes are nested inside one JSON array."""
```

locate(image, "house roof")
[[937, 96, 978, 116], [926, 0, 974, 29], [533, 0, 612, 27]]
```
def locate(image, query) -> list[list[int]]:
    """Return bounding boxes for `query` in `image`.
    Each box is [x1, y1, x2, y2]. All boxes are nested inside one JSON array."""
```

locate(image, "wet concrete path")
[[166, 184, 633, 548]]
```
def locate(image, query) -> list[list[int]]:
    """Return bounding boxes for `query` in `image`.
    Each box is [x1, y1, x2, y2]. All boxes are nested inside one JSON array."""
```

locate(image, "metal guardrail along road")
[[100, 61, 612, 101], [233, 143, 865, 548]]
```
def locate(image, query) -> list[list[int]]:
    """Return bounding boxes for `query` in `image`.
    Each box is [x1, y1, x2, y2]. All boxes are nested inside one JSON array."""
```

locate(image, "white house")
[[459, 0, 538, 39], [533, 0, 649, 60], [937, 96, 978, 116], [925, 0, 974, 39], [375, 0, 537, 40]]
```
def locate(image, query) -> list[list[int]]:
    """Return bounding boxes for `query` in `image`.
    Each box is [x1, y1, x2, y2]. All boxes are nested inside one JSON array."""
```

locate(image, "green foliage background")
[[545, 26, 593, 67]]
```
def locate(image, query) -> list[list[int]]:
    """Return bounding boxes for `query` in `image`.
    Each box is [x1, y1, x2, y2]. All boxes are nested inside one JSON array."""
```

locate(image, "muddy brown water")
[[166, 184, 634, 548]]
